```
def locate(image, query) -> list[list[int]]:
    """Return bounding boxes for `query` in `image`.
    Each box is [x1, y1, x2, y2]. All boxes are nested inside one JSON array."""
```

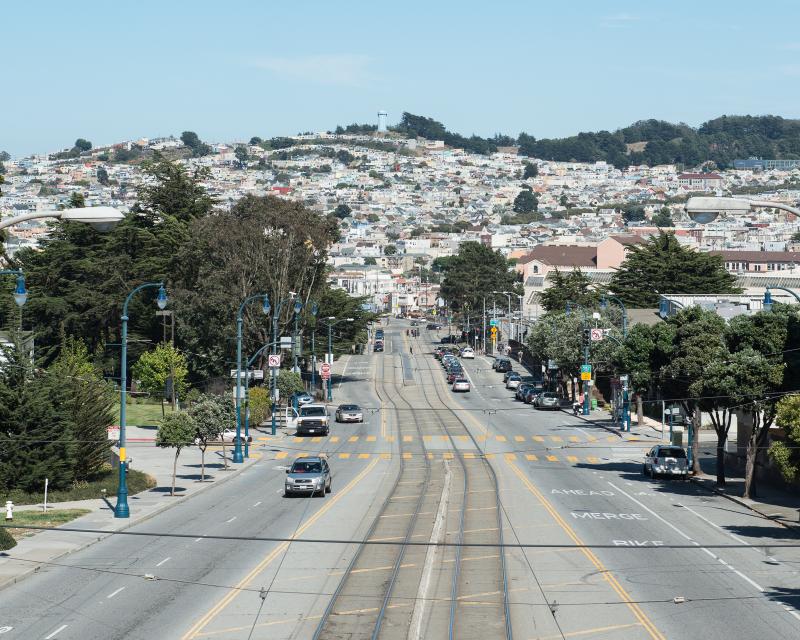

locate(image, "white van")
[[461, 347, 475, 359]]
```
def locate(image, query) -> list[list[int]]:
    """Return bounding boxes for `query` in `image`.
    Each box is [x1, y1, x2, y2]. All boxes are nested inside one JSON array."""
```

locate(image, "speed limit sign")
[[268, 354, 281, 368]]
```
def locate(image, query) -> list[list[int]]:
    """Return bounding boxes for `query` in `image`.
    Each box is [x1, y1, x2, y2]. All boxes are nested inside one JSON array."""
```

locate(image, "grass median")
[[4, 509, 92, 542], [2, 468, 157, 506], [112, 400, 173, 426]]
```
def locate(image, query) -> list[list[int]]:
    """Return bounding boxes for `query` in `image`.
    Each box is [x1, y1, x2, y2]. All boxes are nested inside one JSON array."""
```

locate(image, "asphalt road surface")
[[1, 323, 800, 639]]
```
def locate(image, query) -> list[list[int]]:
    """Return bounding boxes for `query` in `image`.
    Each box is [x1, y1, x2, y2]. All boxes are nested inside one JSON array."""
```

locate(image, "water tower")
[[377, 110, 388, 133]]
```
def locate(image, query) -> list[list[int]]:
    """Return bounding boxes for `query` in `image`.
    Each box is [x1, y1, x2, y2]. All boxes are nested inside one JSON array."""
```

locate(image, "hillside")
[[343, 113, 800, 169]]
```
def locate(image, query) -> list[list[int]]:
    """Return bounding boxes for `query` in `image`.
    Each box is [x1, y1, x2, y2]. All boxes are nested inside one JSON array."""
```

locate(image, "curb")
[[688, 476, 800, 536], [0, 453, 260, 592]]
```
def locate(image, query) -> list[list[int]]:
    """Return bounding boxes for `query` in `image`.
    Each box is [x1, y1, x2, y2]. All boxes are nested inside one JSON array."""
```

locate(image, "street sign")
[[280, 336, 293, 349], [490, 326, 498, 336], [321, 362, 331, 380], [107, 426, 120, 441], [581, 371, 592, 381], [590, 328, 604, 341], [548, 359, 558, 370], [268, 354, 281, 368], [489, 319, 498, 327], [229, 369, 264, 380]]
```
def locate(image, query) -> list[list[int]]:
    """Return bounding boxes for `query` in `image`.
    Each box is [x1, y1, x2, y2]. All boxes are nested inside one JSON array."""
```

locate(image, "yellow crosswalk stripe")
[[514, 435, 525, 442], [606, 436, 616, 442], [330, 436, 340, 443], [380, 453, 391, 459], [587, 456, 600, 464], [349, 436, 359, 442], [525, 454, 538, 461], [533, 436, 545, 443], [366, 436, 376, 442], [550, 436, 563, 443], [386, 436, 395, 442], [423, 435, 432, 442], [439, 435, 448, 442], [293, 437, 303, 443], [358, 453, 370, 459], [504, 453, 517, 461], [567, 455, 579, 463], [464, 452, 476, 459], [496, 435, 507, 442], [403, 435, 413, 442], [312, 437, 322, 443], [403, 452, 412, 459], [443, 452, 454, 459], [339, 453, 351, 459], [569, 436, 580, 443], [587, 436, 597, 442], [546, 455, 558, 462], [485, 453, 495, 460], [275, 452, 288, 460]]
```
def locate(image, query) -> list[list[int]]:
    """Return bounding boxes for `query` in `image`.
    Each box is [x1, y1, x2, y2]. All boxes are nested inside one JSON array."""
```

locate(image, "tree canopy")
[[609, 232, 739, 307], [438, 241, 520, 312]]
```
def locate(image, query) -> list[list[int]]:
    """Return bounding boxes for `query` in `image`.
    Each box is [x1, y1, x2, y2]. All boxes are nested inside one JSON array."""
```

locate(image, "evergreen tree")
[[609, 232, 739, 307], [539, 268, 601, 311]]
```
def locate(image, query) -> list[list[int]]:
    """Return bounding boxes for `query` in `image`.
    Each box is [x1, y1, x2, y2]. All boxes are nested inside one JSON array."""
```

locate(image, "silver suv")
[[643, 445, 688, 479], [285, 456, 332, 497], [534, 392, 561, 410]]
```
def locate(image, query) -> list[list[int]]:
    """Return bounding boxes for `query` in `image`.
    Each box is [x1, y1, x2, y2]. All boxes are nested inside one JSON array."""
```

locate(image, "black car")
[[495, 358, 512, 373], [374, 341, 384, 352], [427, 323, 441, 330]]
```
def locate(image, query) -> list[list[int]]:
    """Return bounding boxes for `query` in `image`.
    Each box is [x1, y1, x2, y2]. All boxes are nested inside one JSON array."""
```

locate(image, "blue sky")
[[3, 0, 800, 156]]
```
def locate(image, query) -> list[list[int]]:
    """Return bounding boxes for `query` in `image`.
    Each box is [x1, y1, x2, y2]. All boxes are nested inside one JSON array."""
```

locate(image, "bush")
[[0, 526, 16, 550]]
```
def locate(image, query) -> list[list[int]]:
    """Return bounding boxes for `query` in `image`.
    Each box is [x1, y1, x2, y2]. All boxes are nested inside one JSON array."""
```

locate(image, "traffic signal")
[[582, 328, 590, 343]]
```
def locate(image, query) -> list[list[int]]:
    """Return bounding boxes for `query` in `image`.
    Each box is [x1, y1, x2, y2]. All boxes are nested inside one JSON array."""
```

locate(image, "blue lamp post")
[[115, 282, 167, 518], [309, 302, 319, 390], [0, 270, 28, 308], [234, 293, 270, 464], [763, 285, 800, 311], [320, 316, 354, 402], [566, 301, 591, 416], [293, 299, 303, 374], [599, 295, 628, 338], [269, 295, 296, 436]]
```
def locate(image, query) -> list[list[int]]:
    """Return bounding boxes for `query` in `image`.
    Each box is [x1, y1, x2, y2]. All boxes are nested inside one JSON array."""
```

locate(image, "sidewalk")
[[0, 425, 280, 591]]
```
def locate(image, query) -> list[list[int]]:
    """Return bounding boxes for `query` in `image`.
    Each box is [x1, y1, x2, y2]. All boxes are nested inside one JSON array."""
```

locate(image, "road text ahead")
[[571, 512, 647, 520]]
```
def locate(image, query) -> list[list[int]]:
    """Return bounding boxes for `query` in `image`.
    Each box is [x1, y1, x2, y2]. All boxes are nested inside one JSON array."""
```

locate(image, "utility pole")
[[482, 297, 487, 354]]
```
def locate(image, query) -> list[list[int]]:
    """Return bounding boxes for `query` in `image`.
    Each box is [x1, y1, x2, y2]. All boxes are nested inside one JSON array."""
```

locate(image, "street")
[[2, 323, 800, 639]]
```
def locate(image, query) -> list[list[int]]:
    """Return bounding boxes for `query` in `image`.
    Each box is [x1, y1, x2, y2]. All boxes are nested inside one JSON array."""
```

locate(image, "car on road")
[[335, 404, 364, 423], [522, 387, 541, 404], [374, 340, 384, 352], [213, 429, 253, 445], [290, 391, 314, 407], [533, 392, 561, 410], [460, 347, 475, 359], [427, 323, 441, 330], [505, 372, 522, 389], [495, 358, 512, 373], [284, 456, 332, 497], [516, 383, 535, 401], [502, 369, 516, 383], [452, 378, 471, 392], [295, 403, 330, 436], [643, 445, 689, 479]]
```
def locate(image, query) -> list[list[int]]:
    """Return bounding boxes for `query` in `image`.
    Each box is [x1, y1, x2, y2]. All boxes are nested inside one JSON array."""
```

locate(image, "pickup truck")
[[295, 403, 330, 436]]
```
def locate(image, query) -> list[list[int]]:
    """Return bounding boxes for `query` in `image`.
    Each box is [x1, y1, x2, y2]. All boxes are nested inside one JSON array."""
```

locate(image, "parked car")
[[505, 372, 522, 389], [495, 359, 513, 373], [533, 392, 561, 410], [335, 404, 364, 423], [461, 347, 475, 359], [643, 445, 689, 479], [502, 369, 516, 383], [523, 387, 540, 404], [284, 456, 332, 497], [452, 378, 471, 392], [426, 323, 441, 330], [447, 369, 463, 384], [516, 383, 535, 401], [295, 404, 330, 436], [290, 392, 314, 407]]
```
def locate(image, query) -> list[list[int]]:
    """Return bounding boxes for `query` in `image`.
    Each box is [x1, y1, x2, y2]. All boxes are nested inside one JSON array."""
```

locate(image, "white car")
[[452, 378, 471, 392], [643, 445, 689, 480], [219, 429, 253, 444], [461, 347, 475, 359]]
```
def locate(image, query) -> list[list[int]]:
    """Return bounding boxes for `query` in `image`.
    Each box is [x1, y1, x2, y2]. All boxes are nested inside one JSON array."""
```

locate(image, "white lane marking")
[[336, 354, 353, 389], [225, 516, 237, 523], [608, 481, 765, 592], [45, 625, 68, 639], [677, 501, 757, 548], [194, 537, 203, 542], [106, 587, 125, 599], [253, 501, 262, 507], [155, 557, 171, 567]]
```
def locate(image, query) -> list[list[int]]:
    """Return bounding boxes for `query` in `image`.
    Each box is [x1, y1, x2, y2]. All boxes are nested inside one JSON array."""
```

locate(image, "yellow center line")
[[507, 461, 665, 640], [182, 457, 381, 639]]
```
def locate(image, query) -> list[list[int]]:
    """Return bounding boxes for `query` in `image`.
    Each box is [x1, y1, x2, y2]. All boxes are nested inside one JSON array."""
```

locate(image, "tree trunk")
[[636, 394, 644, 425], [200, 447, 206, 482], [692, 411, 702, 475], [171, 449, 179, 496], [743, 436, 758, 499], [221, 440, 228, 469], [716, 435, 727, 487]]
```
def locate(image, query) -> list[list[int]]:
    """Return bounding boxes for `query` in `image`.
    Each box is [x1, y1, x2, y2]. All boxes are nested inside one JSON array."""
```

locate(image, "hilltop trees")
[[609, 232, 738, 307], [180, 131, 211, 157], [512, 189, 538, 214], [439, 241, 520, 312], [538, 269, 600, 312]]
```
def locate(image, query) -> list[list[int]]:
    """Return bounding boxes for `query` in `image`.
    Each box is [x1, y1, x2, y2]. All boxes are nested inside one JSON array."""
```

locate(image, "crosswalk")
[[258, 433, 643, 445], [269, 450, 639, 465]]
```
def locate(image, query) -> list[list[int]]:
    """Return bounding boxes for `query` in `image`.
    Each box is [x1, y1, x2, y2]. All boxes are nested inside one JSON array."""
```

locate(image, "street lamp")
[[763, 286, 800, 312], [599, 295, 628, 338], [234, 293, 270, 463], [0, 270, 28, 307], [685, 197, 800, 224], [115, 282, 167, 518], [566, 301, 591, 416], [309, 302, 319, 389], [0, 206, 125, 232], [293, 299, 303, 374], [269, 294, 297, 436], [320, 316, 354, 401]]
